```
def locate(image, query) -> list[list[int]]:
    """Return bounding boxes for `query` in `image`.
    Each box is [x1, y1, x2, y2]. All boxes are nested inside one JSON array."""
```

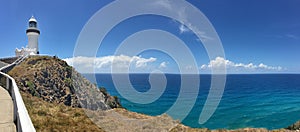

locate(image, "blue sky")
[[1, 0, 299, 73]]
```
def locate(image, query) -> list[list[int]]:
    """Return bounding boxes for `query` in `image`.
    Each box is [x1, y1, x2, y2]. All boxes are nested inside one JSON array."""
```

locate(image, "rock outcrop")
[[8, 56, 122, 110], [286, 121, 300, 131]]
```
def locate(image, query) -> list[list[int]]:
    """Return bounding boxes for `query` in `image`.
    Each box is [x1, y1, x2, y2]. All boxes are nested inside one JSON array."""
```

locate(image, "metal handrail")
[[0, 55, 35, 132]]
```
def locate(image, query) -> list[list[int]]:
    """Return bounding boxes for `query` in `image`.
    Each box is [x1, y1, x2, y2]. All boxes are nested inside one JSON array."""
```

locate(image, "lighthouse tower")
[[15, 16, 40, 56], [27, 16, 40, 54]]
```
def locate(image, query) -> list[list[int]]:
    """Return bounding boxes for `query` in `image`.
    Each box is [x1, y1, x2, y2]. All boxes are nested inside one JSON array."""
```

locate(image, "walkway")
[[0, 86, 16, 132], [0, 61, 8, 69]]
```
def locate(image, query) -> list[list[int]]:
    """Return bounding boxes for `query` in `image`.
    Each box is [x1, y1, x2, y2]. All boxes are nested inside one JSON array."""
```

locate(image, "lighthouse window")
[[29, 22, 37, 28]]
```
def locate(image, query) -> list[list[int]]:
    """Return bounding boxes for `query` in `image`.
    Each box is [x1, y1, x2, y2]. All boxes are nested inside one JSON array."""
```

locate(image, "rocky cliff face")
[[8, 56, 122, 110]]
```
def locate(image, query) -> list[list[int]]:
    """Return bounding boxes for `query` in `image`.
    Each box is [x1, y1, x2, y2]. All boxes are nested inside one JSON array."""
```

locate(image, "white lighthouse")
[[15, 16, 40, 56], [26, 16, 40, 54]]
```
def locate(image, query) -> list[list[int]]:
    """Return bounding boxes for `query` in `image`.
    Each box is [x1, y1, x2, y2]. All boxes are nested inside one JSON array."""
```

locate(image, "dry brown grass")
[[21, 91, 104, 132], [170, 124, 210, 132], [113, 108, 152, 119]]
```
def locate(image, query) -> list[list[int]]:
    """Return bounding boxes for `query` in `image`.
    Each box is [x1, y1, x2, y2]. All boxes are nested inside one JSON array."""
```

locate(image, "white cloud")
[[64, 56, 284, 74], [159, 61, 167, 68], [201, 57, 283, 73], [132, 56, 157, 68], [64, 55, 157, 73]]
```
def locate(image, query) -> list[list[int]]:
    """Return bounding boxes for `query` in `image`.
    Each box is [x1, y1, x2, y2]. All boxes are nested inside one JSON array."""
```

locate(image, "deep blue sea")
[[84, 74, 300, 130]]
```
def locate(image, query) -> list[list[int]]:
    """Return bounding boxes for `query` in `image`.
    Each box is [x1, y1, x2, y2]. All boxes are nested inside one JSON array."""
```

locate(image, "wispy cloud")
[[271, 34, 299, 40], [285, 34, 299, 39], [179, 24, 190, 34], [201, 57, 283, 73], [154, 0, 172, 10], [154, 0, 212, 41]]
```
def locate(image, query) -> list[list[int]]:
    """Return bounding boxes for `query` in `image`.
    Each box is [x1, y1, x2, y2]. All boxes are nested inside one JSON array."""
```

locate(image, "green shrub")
[[26, 81, 36, 96], [99, 87, 108, 96], [74, 112, 81, 117], [37, 110, 47, 116], [64, 78, 72, 87], [65, 66, 72, 72]]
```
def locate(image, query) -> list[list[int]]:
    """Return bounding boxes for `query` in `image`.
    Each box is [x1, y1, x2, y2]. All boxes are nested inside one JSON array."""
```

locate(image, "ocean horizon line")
[[82, 72, 300, 75]]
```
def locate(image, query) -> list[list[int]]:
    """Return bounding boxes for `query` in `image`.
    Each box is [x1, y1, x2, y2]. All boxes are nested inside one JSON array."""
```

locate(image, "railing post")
[[11, 86, 17, 124], [6, 77, 9, 91]]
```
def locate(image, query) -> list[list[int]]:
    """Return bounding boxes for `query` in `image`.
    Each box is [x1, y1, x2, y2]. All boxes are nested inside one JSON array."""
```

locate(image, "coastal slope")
[[8, 56, 121, 110]]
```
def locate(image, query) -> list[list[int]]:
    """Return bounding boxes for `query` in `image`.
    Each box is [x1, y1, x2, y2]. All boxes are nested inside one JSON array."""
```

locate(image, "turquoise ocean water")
[[84, 74, 300, 130]]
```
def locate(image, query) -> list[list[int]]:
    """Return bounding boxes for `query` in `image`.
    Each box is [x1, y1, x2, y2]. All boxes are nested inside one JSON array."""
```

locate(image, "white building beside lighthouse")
[[15, 16, 40, 57]]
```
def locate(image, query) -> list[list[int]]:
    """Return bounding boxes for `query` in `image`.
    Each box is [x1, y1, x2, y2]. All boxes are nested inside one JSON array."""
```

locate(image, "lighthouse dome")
[[29, 16, 37, 22]]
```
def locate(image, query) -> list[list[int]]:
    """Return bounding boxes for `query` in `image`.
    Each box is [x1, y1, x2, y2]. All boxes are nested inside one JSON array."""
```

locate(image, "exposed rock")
[[8, 56, 122, 110], [286, 120, 300, 130]]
